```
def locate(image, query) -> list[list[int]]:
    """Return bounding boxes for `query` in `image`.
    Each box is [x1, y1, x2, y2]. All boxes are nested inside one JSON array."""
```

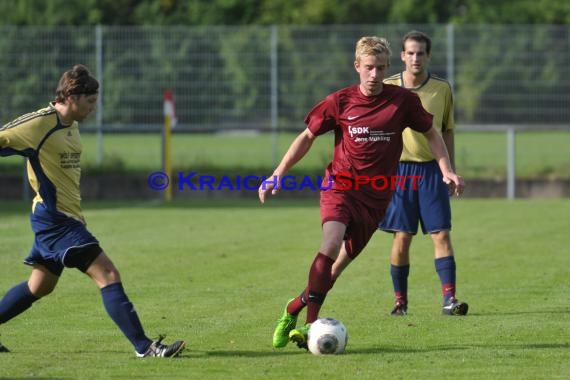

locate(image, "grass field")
[[1, 131, 569, 179], [1, 198, 569, 379]]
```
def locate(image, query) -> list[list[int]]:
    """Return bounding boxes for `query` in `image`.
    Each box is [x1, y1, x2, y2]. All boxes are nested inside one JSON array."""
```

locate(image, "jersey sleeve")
[[405, 92, 433, 134], [305, 93, 339, 136], [0, 120, 42, 157]]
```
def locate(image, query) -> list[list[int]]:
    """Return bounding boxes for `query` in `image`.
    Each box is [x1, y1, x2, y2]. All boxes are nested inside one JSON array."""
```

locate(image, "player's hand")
[[258, 174, 281, 203], [443, 173, 465, 196]]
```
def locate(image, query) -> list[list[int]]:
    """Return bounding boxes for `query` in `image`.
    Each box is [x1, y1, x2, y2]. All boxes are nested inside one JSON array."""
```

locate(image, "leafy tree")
[[388, 0, 463, 23], [0, 0, 102, 25], [0, 0, 567, 26], [450, 0, 570, 24]]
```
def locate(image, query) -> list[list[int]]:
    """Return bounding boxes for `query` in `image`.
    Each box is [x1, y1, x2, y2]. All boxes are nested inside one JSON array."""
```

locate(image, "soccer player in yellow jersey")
[[0, 65, 185, 357], [379, 31, 468, 316]]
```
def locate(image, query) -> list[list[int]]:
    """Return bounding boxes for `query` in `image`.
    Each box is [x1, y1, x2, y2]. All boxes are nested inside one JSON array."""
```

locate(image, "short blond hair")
[[355, 36, 392, 64]]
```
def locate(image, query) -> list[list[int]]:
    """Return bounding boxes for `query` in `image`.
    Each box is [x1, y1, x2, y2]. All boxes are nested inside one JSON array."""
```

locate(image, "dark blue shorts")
[[379, 161, 451, 235], [24, 203, 101, 276]]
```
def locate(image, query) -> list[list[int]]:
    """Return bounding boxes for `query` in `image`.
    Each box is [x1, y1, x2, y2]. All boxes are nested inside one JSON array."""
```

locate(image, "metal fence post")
[[95, 24, 104, 166], [446, 23, 455, 89], [507, 127, 516, 199], [270, 25, 279, 168]]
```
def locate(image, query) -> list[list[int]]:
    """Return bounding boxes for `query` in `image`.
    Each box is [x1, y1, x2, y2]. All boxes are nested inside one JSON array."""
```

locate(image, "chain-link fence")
[[1, 24, 569, 132]]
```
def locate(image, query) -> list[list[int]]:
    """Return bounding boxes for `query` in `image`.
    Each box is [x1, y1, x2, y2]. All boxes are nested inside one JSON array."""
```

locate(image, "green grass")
[[1, 198, 569, 379], [1, 131, 569, 178]]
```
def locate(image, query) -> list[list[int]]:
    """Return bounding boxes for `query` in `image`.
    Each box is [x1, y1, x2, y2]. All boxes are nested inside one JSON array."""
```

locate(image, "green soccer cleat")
[[289, 323, 311, 350], [272, 299, 298, 348]]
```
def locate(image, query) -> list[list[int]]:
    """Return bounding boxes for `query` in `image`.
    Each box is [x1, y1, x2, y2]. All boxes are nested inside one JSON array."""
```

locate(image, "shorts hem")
[[426, 227, 452, 234], [322, 216, 349, 225], [378, 227, 418, 235]]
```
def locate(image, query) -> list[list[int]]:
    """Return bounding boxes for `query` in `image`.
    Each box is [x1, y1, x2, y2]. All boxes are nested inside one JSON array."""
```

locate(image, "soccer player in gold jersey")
[[379, 31, 468, 316], [0, 65, 185, 357]]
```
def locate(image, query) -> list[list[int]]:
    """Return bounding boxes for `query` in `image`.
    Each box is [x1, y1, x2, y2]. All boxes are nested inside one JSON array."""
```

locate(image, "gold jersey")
[[384, 73, 455, 162], [0, 103, 84, 222]]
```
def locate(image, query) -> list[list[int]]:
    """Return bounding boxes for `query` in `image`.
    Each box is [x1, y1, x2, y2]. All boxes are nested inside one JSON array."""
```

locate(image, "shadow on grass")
[[186, 341, 570, 358], [466, 308, 570, 316], [198, 348, 323, 357], [190, 345, 457, 357]]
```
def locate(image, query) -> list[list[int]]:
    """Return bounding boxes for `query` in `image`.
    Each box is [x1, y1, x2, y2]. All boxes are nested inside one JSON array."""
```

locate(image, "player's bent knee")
[[29, 283, 56, 298], [430, 230, 452, 244], [394, 231, 413, 243]]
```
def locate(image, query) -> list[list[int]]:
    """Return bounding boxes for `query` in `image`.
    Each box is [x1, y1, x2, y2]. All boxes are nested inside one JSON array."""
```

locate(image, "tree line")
[[0, 3, 568, 128], [0, 0, 568, 26]]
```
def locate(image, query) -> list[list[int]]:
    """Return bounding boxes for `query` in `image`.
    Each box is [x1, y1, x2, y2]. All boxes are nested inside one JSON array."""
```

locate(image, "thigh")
[[344, 199, 387, 260], [319, 221, 347, 257], [320, 188, 351, 226], [28, 264, 60, 297], [319, 189, 385, 259], [85, 251, 121, 288]]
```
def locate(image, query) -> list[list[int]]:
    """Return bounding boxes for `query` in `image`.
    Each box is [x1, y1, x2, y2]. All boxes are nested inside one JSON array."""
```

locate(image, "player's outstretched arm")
[[423, 127, 465, 196], [258, 128, 316, 203]]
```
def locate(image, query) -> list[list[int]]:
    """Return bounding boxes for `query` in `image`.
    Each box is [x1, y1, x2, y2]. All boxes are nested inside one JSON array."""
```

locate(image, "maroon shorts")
[[320, 188, 388, 259]]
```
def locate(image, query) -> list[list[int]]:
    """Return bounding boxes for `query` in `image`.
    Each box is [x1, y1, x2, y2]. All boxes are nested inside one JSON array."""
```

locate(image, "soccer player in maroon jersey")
[[259, 36, 465, 350], [335, 31, 468, 318]]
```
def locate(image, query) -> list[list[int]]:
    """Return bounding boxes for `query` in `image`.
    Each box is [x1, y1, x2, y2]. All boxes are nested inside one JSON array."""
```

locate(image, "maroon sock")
[[287, 278, 339, 316], [286, 288, 308, 315], [305, 252, 335, 323]]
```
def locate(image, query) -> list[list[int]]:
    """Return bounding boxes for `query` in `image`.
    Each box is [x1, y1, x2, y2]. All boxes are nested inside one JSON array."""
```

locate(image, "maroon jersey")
[[306, 84, 433, 207]]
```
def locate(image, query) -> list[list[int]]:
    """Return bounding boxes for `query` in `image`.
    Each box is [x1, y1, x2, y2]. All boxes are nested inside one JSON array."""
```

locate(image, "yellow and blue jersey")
[[0, 103, 84, 222], [384, 73, 455, 162]]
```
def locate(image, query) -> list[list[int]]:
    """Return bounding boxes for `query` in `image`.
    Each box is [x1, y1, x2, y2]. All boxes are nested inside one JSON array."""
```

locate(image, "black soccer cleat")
[[289, 324, 310, 351], [442, 297, 469, 316], [136, 335, 186, 358], [390, 300, 408, 316], [0, 342, 10, 353]]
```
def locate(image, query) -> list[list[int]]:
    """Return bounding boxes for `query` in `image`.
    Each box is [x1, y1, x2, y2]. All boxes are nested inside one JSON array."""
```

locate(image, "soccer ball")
[[307, 317, 348, 355]]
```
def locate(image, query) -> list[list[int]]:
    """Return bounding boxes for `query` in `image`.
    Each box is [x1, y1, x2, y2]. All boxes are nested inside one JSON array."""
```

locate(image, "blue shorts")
[[379, 161, 451, 235], [24, 203, 101, 276]]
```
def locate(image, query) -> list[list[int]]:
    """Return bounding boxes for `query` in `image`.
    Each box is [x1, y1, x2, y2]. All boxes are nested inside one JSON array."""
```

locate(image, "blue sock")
[[101, 283, 152, 354], [435, 256, 456, 302], [0, 281, 38, 324], [390, 264, 410, 303]]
